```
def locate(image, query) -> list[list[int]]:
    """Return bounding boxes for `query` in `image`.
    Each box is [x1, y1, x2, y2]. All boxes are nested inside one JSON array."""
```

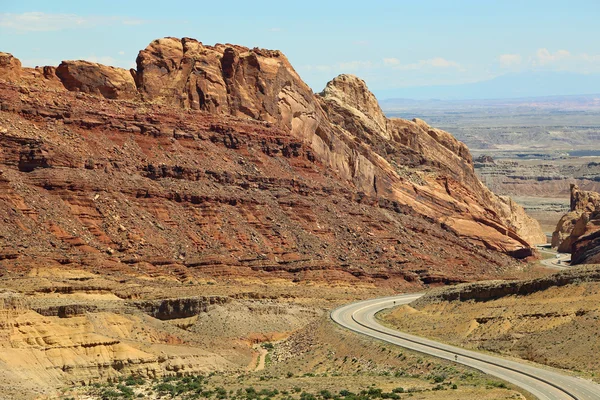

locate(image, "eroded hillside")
[[0, 38, 547, 398], [0, 39, 543, 285]]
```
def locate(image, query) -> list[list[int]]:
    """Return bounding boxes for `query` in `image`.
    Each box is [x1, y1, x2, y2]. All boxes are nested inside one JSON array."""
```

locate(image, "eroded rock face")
[[134, 296, 231, 320], [319, 74, 388, 137], [0, 37, 544, 282], [317, 75, 545, 250], [0, 52, 21, 82], [55, 60, 138, 100], [134, 37, 313, 122], [131, 39, 545, 254], [552, 184, 600, 252]]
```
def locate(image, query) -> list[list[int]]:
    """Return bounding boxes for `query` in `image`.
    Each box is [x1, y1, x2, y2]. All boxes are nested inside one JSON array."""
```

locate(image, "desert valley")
[[1, 5, 600, 400]]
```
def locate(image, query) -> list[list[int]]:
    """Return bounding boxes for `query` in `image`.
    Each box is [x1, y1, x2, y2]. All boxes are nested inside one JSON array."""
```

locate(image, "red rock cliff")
[[0, 37, 545, 286]]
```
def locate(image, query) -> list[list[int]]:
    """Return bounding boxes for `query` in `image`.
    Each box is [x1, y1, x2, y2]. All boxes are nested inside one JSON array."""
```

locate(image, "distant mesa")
[[474, 155, 495, 165]]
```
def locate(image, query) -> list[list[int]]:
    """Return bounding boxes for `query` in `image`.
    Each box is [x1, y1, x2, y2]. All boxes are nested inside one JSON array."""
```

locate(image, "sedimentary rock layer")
[[0, 38, 545, 285]]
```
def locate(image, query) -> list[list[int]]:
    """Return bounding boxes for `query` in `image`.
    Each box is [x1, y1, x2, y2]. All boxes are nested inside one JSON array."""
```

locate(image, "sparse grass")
[[75, 318, 528, 400], [79, 372, 518, 400]]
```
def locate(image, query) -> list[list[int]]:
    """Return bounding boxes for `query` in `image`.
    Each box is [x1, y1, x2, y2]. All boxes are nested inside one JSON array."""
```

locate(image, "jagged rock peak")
[[133, 36, 310, 120], [319, 74, 387, 133]]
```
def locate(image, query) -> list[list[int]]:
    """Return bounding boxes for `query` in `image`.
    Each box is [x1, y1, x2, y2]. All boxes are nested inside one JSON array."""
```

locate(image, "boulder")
[[55, 60, 138, 100]]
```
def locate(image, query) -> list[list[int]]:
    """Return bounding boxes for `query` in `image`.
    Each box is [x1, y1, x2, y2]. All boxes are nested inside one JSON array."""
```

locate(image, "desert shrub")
[[300, 392, 317, 400]]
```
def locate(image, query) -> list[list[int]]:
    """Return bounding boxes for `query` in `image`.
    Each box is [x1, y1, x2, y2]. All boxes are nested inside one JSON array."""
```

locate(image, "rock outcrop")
[[134, 37, 312, 121], [0, 37, 545, 289], [55, 60, 138, 100], [411, 264, 600, 306], [552, 184, 600, 252], [0, 52, 21, 82], [134, 296, 231, 320], [571, 225, 600, 264]]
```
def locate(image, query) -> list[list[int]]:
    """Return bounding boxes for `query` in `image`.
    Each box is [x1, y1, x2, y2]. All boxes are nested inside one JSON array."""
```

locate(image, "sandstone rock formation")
[[0, 52, 21, 82], [55, 60, 138, 100], [0, 37, 544, 286], [571, 224, 600, 264], [552, 184, 600, 252]]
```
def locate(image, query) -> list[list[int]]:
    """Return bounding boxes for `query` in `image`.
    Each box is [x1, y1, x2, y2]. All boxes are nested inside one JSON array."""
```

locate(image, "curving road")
[[536, 245, 571, 270], [331, 294, 600, 400]]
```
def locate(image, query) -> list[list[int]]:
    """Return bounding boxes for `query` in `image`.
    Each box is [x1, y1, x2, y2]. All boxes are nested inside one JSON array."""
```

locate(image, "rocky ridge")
[[0, 37, 549, 397], [410, 264, 600, 307], [0, 37, 544, 283]]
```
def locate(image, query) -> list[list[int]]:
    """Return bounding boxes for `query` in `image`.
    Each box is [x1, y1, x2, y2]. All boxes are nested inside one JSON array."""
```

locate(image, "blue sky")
[[1, 0, 600, 98]]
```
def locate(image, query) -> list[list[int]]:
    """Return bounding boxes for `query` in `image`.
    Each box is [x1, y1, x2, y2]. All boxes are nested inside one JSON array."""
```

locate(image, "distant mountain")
[[373, 71, 600, 101], [380, 93, 600, 112]]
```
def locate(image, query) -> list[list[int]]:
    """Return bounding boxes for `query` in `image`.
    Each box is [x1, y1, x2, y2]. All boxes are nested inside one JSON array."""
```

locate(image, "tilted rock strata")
[[571, 223, 600, 264], [0, 38, 543, 287], [0, 40, 549, 396], [0, 79, 514, 285]]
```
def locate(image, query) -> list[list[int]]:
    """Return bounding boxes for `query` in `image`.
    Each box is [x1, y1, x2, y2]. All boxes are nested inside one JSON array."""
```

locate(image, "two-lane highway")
[[536, 245, 571, 270], [331, 294, 600, 400]]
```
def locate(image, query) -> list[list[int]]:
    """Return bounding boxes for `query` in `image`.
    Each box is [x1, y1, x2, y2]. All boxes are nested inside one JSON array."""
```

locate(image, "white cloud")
[[535, 48, 571, 65], [382, 56, 462, 70], [0, 12, 145, 32], [523, 48, 600, 73], [338, 60, 373, 71], [118, 51, 125, 56], [300, 64, 333, 72], [302, 60, 374, 73], [268, 27, 281, 32], [498, 54, 522, 67], [353, 40, 369, 46], [383, 57, 400, 66], [428, 57, 460, 68], [391, 57, 461, 70], [302, 56, 461, 77], [581, 53, 600, 62]]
